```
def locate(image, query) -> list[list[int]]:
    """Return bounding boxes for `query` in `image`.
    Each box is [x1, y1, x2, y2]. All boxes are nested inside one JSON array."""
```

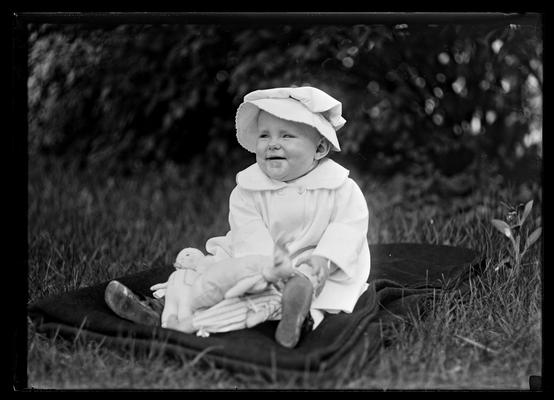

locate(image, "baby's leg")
[[274, 273, 314, 348], [104, 280, 161, 326], [145, 296, 164, 315]]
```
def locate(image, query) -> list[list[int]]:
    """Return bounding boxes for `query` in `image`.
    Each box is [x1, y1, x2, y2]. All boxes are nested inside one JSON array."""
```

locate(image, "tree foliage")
[[28, 22, 542, 177]]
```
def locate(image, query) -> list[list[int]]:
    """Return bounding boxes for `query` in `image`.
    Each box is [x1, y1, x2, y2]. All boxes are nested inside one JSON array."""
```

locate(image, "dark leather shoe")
[[275, 274, 313, 348], [104, 280, 161, 326]]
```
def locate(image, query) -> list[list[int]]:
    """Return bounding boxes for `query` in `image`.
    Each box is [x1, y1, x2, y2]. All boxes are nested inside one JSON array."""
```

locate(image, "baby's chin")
[[259, 159, 318, 182], [263, 168, 289, 182], [260, 161, 295, 182]]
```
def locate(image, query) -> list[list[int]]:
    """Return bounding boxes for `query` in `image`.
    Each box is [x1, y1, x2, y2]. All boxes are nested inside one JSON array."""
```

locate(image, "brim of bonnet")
[[235, 98, 341, 153]]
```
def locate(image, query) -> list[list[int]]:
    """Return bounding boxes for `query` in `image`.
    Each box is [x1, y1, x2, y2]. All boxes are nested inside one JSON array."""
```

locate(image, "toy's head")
[[174, 248, 205, 269]]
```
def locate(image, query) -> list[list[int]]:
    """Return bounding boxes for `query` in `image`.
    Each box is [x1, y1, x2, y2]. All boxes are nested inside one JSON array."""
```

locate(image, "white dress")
[[205, 157, 371, 320]]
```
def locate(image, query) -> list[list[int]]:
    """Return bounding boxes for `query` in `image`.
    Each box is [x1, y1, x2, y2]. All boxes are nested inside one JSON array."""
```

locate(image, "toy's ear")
[[273, 243, 294, 278]]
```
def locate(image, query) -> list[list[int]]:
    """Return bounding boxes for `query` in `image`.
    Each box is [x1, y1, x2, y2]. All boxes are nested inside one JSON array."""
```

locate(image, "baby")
[[105, 86, 371, 348]]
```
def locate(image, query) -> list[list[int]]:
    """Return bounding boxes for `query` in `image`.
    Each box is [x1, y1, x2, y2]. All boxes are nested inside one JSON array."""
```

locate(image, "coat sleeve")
[[228, 186, 275, 258], [311, 179, 369, 281]]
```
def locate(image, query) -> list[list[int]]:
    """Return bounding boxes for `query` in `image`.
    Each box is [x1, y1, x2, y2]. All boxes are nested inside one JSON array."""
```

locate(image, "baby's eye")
[[259, 133, 269, 138], [282, 134, 294, 138]]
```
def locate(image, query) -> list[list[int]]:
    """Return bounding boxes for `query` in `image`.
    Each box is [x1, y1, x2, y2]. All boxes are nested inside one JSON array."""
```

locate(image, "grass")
[[25, 154, 542, 390]]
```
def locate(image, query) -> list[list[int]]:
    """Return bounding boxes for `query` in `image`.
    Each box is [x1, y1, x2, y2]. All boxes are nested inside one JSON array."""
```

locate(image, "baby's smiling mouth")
[[266, 156, 286, 160]]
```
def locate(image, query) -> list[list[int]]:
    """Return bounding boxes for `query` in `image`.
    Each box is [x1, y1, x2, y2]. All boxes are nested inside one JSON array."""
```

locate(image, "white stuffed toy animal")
[[150, 247, 208, 298], [150, 243, 295, 333]]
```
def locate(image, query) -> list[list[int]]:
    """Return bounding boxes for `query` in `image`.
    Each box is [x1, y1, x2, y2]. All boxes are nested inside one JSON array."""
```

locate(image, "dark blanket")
[[28, 243, 482, 378]]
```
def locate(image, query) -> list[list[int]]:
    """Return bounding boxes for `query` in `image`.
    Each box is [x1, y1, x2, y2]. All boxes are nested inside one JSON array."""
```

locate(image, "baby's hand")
[[308, 255, 331, 295], [296, 255, 331, 296]]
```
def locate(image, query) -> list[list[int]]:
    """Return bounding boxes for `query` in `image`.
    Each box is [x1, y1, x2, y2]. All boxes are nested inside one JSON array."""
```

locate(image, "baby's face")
[[255, 111, 326, 182]]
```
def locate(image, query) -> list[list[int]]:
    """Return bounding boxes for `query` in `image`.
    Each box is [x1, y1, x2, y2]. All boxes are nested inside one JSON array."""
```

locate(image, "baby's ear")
[[314, 138, 331, 160]]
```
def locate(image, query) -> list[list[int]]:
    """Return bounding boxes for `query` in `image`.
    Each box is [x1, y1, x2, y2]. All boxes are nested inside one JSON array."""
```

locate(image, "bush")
[[28, 22, 542, 178]]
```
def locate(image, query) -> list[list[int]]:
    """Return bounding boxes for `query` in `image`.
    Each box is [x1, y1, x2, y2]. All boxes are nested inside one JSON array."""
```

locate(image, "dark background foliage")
[[27, 20, 542, 185]]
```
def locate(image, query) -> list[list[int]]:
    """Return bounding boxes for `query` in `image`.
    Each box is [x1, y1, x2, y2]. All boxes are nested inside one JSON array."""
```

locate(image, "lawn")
[[25, 154, 542, 390]]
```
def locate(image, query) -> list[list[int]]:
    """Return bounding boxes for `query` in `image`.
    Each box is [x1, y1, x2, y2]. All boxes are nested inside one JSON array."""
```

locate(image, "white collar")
[[236, 158, 349, 191]]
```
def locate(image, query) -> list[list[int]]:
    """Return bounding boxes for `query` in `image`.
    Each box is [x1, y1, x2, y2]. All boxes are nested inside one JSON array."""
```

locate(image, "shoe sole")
[[275, 275, 313, 348], [104, 280, 160, 326]]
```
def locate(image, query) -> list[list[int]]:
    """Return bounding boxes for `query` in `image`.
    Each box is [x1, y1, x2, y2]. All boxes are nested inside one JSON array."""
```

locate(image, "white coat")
[[205, 157, 371, 315]]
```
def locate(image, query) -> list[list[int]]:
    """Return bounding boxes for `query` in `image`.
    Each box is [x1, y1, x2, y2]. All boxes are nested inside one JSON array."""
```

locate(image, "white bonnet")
[[235, 86, 346, 152]]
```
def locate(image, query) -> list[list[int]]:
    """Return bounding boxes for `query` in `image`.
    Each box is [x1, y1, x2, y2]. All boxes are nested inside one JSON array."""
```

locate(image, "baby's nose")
[[268, 141, 281, 149]]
